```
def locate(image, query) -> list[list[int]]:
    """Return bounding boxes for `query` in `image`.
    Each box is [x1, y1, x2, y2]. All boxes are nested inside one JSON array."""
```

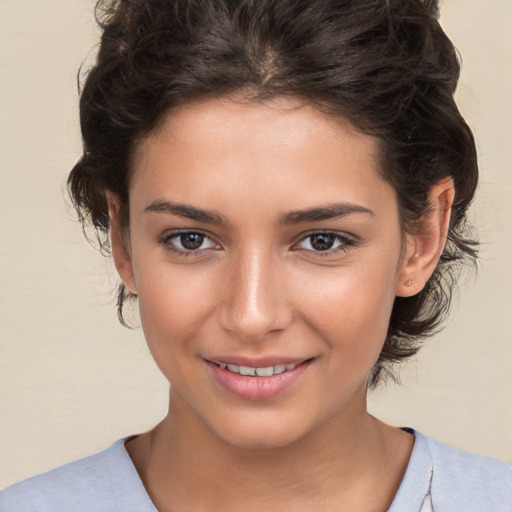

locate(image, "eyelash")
[[159, 230, 220, 258], [293, 231, 358, 257], [159, 230, 358, 258]]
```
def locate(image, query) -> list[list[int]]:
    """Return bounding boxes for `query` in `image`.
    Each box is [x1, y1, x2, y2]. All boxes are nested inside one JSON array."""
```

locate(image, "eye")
[[161, 230, 218, 255], [295, 232, 355, 254]]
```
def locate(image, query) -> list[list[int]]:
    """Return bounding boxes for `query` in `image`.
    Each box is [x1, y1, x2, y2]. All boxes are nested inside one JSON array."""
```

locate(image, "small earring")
[[405, 279, 414, 287]]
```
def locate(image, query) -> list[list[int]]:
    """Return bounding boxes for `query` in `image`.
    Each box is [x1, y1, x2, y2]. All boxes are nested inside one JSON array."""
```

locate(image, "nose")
[[218, 250, 293, 343]]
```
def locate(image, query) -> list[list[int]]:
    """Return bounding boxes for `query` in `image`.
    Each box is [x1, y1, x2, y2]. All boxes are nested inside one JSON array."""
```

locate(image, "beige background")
[[1, 0, 511, 488]]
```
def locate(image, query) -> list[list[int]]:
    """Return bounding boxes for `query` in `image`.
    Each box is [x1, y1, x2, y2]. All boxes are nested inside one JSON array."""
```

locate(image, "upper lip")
[[205, 356, 312, 368]]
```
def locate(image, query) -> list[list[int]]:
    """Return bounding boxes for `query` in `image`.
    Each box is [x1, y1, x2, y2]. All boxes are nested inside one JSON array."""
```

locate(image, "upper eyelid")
[[292, 231, 359, 254], [159, 229, 357, 250], [161, 228, 217, 242], [295, 229, 357, 243], [159, 231, 221, 259]]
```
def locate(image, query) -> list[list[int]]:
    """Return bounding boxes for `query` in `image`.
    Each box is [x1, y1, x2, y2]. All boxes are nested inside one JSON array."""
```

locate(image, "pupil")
[[180, 233, 203, 250], [311, 234, 334, 251]]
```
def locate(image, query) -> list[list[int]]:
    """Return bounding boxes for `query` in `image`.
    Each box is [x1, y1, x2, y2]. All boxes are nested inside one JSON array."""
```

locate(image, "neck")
[[126, 386, 413, 512]]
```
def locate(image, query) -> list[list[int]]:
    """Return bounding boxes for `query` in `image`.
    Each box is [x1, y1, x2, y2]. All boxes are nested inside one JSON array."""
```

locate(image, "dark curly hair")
[[68, 0, 478, 387]]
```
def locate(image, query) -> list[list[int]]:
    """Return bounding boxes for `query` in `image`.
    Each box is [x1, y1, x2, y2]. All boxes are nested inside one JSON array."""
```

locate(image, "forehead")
[[130, 96, 395, 217], [142, 96, 377, 165]]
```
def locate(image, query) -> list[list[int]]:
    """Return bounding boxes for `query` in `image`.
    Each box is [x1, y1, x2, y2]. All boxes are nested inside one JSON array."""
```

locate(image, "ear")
[[396, 178, 454, 297], [106, 191, 138, 295]]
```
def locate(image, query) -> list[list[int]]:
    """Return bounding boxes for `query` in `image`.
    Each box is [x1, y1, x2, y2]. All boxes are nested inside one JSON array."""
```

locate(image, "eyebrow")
[[281, 203, 374, 224], [144, 199, 373, 225], [144, 199, 228, 225]]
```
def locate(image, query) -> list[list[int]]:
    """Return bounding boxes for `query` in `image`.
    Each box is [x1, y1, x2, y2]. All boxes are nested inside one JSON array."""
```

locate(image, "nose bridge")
[[219, 247, 291, 342]]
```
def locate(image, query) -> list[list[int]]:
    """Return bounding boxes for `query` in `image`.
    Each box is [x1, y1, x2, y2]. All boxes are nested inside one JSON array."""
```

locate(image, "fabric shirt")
[[1, 429, 511, 511]]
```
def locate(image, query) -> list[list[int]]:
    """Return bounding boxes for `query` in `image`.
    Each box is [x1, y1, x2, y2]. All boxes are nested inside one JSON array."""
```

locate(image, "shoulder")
[[0, 438, 154, 512], [418, 431, 512, 512]]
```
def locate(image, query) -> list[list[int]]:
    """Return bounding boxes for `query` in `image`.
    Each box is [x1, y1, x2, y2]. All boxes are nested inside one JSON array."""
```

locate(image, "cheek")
[[135, 263, 219, 368], [296, 257, 399, 359]]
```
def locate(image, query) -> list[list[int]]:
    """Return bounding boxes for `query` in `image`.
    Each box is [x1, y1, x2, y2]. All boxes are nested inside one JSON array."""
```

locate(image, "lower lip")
[[207, 360, 312, 401]]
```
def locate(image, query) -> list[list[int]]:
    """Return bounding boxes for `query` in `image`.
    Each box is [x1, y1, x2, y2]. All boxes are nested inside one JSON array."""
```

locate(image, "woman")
[[1, 0, 511, 510]]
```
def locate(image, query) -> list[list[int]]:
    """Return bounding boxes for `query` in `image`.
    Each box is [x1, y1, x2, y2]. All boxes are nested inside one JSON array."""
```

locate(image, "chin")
[[205, 410, 317, 451], [215, 428, 306, 451]]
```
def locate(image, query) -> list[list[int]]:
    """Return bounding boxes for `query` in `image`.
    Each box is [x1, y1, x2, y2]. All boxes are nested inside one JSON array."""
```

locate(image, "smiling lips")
[[207, 359, 311, 400], [220, 362, 299, 377]]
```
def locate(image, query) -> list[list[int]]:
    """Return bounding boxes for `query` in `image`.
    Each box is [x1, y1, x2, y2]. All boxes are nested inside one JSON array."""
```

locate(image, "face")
[[115, 97, 413, 449]]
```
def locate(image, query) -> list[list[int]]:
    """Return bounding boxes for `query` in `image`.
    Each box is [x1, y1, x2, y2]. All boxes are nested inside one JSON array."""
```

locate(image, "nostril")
[[217, 257, 293, 341]]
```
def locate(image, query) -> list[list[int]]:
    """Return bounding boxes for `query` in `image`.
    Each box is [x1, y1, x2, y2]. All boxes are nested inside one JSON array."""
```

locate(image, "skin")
[[108, 96, 454, 512]]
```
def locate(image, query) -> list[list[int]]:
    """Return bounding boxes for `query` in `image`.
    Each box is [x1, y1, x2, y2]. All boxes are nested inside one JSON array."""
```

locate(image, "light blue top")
[[1, 429, 511, 511]]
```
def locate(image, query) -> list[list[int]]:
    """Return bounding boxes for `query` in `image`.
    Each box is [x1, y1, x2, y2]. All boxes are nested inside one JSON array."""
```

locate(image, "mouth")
[[206, 358, 313, 400], [214, 361, 302, 377]]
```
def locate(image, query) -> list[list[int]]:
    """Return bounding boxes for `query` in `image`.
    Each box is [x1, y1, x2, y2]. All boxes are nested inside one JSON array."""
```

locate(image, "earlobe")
[[396, 178, 454, 297], [106, 192, 137, 295]]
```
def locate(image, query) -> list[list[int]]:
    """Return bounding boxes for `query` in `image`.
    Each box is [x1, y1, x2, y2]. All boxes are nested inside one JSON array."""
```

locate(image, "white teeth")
[[239, 366, 256, 376], [255, 366, 274, 377], [220, 362, 300, 376], [273, 364, 286, 374]]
